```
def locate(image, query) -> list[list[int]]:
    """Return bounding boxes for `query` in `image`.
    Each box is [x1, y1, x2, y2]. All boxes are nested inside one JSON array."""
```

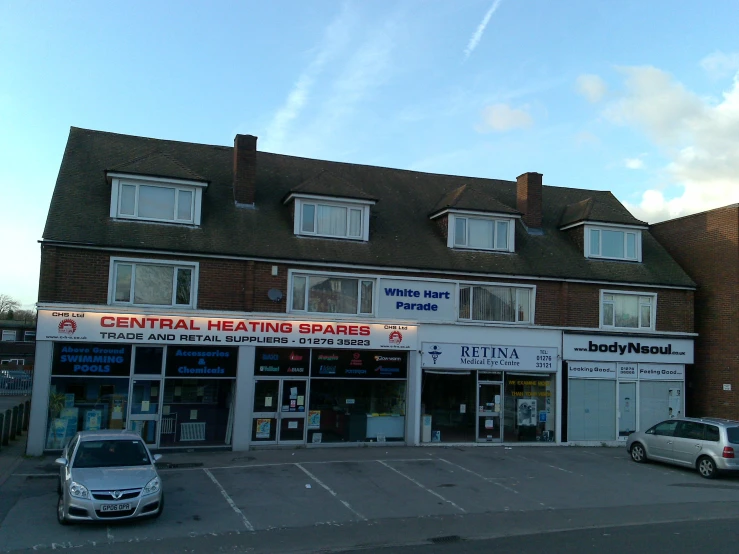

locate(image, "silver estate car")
[[627, 417, 739, 479], [55, 430, 164, 524]]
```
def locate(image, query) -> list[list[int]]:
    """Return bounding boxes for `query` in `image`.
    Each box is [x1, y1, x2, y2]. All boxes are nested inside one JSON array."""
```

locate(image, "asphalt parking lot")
[[2, 445, 739, 553]]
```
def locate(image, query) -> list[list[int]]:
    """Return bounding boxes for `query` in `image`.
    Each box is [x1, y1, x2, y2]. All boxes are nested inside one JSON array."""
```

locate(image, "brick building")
[[651, 204, 739, 419], [27, 127, 696, 454]]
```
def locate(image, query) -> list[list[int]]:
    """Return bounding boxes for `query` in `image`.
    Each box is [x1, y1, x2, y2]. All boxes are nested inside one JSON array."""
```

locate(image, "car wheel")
[[57, 495, 69, 526], [697, 456, 718, 479], [630, 443, 647, 463]]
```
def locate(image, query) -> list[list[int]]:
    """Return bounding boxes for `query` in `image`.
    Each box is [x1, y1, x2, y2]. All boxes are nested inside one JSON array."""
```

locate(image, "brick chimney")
[[516, 172, 543, 228], [233, 134, 257, 206]]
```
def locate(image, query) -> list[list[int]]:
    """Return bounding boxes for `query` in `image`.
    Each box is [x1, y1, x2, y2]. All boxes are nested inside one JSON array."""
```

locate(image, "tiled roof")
[[107, 151, 208, 183], [560, 196, 647, 228], [42, 127, 695, 288], [285, 170, 377, 202], [430, 184, 520, 217]]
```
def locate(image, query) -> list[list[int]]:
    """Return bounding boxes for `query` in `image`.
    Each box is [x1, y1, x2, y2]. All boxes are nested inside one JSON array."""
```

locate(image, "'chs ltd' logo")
[[388, 330, 403, 345], [58, 319, 77, 336]]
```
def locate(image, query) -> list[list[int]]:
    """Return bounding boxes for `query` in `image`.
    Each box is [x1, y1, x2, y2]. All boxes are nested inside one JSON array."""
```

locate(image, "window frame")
[[447, 212, 516, 253], [584, 224, 642, 262], [108, 173, 206, 226], [293, 197, 372, 241], [108, 257, 199, 309], [288, 270, 376, 316], [600, 290, 657, 331], [457, 282, 535, 324], [1, 330, 16, 342]]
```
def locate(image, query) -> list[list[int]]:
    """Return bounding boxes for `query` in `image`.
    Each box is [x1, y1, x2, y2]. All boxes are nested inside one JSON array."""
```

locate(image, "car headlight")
[[69, 481, 90, 499], [143, 477, 161, 496]]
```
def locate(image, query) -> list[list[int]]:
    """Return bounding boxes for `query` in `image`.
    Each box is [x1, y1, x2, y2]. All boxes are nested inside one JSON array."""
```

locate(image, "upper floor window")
[[24, 331, 35, 342], [1, 331, 16, 342], [451, 215, 514, 252], [459, 284, 532, 323], [601, 291, 655, 330], [108, 174, 206, 226], [291, 273, 374, 315], [110, 258, 198, 308], [293, 198, 370, 241], [586, 226, 641, 261]]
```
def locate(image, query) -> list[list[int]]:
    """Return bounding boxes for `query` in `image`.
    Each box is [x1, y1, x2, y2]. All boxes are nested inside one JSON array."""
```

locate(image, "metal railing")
[[0, 368, 33, 396]]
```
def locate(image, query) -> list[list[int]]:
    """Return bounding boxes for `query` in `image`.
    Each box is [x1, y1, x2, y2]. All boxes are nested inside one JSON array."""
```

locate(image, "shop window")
[[458, 285, 532, 323], [452, 215, 513, 252], [134, 346, 164, 375], [291, 273, 374, 315], [585, 226, 641, 261], [1, 330, 16, 342], [504, 375, 555, 442], [110, 174, 205, 225], [295, 199, 370, 241], [24, 331, 36, 342], [46, 377, 130, 449], [160, 379, 235, 447], [601, 291, 655, 330], [110, 258, 197, 308], [307, 380, 406, 443]]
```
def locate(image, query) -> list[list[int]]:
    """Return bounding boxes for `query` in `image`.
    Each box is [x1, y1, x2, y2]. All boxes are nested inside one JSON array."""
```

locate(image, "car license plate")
[[101, 503, 131, 512]]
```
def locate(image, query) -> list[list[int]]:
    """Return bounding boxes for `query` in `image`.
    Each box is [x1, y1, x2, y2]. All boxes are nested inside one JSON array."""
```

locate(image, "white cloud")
[[624, 157, 644, 170], [701, 51, 739, 79], [464, 0, 502, 60], [576, 74, 608, 103], [262, 5, 356, 152], [604, 66, 739, 223], [477, 103, 532, 132]]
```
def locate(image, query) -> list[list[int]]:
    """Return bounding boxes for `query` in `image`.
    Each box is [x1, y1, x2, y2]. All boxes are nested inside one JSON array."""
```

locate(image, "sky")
[[2, 0, 739, 309]]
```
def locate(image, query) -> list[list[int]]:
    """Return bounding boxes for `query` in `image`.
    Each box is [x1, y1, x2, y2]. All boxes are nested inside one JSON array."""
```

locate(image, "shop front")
[[29, 309, 417, 454], [420, 340, 559, 444], [563, 333, 694, 443], [250, 348, 409, 446]]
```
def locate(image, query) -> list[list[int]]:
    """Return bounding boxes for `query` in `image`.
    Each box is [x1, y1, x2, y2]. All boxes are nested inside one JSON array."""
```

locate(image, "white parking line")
[[295, 463, 367, 521], [547, 464, 574, 474], [436, 457, 520, 495], [376, 460, 466, 513], [106, 526, 113, 541], [202, 468, 254, 532]]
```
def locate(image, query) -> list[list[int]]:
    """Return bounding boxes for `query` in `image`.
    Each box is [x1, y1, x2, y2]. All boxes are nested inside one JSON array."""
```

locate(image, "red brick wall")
[[652, 205, 739, 419], [38, 246, 693, 333]]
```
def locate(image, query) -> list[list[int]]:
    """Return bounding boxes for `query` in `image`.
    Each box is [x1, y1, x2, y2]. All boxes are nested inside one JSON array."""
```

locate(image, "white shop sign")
[[568, 361, 617, 379], [37, 310, 417, 350], [563, 334, 693, 364], [638, 363, 684, 381], [422, 342, 557, 372], [377, 279, 456, 321]]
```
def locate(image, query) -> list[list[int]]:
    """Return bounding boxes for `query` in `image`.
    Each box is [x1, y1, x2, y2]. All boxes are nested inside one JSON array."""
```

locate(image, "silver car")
[[55, 430, 164, 524], [627, 417, 739, 479]]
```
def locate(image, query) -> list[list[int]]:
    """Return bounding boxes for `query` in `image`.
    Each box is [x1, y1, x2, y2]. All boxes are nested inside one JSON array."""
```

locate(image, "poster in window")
[[516, 399, 537, 426], [308, 410, 321, 429], [256, 418, 271, 439]]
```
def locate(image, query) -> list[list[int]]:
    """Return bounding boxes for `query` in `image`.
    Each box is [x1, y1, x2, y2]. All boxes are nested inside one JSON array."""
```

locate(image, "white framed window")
[[290, 272, 375, 315], [109, 258, 198, 308], [458, 284, 533, 323], [601, 291, 656, 330], [293, 198, 371, 241], [1, 331, 16, 342], [451, 214, 514, 252], [24, 331, 35, 342], [109, 174, 206, 225], [2, 359, 25, 365], [585, 226, 641, 261]]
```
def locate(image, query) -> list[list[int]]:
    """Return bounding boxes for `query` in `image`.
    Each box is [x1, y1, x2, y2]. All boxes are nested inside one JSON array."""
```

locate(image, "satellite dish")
[[267, 289, 284, 302]]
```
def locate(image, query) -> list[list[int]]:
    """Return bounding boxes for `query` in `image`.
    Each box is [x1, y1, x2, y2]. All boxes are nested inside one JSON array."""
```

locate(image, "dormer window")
[[447, 213, 515, 252], [108, 173, 207, 226], [291, 197, 372, 241], [585, 225, 641, 261]]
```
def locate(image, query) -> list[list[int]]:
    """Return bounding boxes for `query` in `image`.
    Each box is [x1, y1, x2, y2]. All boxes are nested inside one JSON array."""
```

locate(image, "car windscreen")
[[727, 427, 739, 444], [73, 439, 151, 468]]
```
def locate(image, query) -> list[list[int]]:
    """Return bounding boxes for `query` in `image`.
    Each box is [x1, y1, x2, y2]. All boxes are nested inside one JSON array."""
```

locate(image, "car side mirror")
[[153, 454, 162, 462], [55, 457, 68, 467]]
